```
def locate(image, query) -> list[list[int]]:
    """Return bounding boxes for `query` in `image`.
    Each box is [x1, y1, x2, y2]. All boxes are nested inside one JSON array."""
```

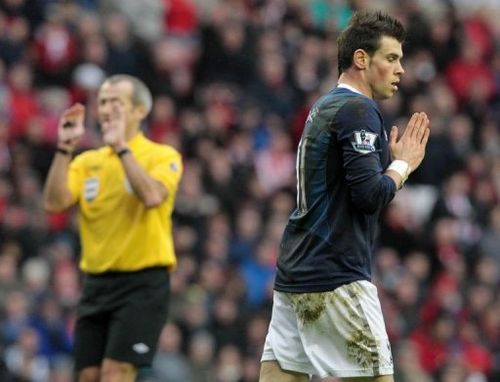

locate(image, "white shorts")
[[261, 280, 394, 379]]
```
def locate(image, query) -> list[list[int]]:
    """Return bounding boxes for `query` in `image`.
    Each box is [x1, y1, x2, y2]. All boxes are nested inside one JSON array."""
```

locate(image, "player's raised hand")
[[58, 103, 85, 151], [389, 112, 430, 172]]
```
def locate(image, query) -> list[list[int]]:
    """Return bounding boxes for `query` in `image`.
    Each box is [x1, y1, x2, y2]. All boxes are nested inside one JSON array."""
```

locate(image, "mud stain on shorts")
[[346, 328, 378, 369], [344, 283, 379, 369], [286, 283, 379, 370], [287, 292, 327, 324]]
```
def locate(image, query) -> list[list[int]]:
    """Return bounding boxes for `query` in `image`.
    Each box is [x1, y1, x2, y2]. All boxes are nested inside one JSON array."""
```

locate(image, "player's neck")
[[337, 72, 372, 99]]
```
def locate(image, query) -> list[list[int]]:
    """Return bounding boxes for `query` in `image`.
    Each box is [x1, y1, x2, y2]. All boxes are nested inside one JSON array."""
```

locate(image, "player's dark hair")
[[337, 11, 405, 75], [102, 74, 153, 115]]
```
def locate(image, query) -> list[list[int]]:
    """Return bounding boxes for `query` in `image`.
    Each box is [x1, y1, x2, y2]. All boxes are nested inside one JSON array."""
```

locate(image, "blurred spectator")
[[249, 52, 298, 120], [99, 0, 164, 43], [210, 294, 245, 351], [215, 344, 243, 382], [29, 295, 72, 366], [152, 322, 192, 382], [393, 340, 432, 382], [0, 290, 31, 346], [239, 239, 276, 308], [147, 94, 179, 144], [33, 5, 78, 87], [164, 0, 198, 37], [197, 16, 255, 86], [4, 326, 50, 382], [7, 62, 39, 141], [410, 313, 457, 374], [102, 12, 148, 77], [253, 122, 295, 196], [187, 331, 216, 382], [479, 205, 500, 260]]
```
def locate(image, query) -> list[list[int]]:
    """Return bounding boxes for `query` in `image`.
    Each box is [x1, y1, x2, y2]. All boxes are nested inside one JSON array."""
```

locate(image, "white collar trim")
[[337, 83, 363, 95]]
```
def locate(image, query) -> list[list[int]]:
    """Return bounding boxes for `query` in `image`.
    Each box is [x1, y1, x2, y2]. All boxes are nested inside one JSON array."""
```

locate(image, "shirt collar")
[[337, 83, 363, 95], [105, 132, 145, 155], [127, 132, 145, 150]]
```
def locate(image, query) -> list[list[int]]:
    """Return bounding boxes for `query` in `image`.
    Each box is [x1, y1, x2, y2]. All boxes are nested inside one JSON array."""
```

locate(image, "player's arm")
[[43, 104, 85, 213], [337, 99, 398, 214]]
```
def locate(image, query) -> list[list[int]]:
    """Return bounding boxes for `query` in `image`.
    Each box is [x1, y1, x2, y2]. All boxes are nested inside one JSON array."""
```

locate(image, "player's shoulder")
[[315, 88, 374, 112], [337, 93, 379, 121]]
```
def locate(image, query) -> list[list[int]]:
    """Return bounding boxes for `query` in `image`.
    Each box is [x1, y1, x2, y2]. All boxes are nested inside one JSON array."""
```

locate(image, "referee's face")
[[366, 36, 404, 100], [97, 80, 142, 136]]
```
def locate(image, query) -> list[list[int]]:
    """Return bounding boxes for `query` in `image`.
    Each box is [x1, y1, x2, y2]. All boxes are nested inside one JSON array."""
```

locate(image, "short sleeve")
[[67, 155, 84, 202], [149, 148, 183, 195]]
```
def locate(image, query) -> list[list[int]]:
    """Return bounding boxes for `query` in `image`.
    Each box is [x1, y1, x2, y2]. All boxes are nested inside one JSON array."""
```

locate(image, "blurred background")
[[0, 0, 499, 381]]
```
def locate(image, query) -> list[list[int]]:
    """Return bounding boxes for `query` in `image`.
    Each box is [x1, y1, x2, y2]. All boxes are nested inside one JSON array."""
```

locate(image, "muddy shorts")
[[261, 280, 393, 379]]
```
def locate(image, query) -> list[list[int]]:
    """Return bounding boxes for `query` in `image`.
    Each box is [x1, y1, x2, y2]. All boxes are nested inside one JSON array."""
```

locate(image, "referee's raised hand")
[[101, 103, 127, 150], [57, 103, 85, 152]]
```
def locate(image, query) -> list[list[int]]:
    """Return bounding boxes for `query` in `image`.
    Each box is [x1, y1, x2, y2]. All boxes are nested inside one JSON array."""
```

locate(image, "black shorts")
[[73, 267, 170, 371]]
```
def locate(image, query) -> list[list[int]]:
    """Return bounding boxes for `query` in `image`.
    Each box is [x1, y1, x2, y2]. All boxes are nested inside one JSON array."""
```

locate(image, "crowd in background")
[[0, 0, 499, 381]]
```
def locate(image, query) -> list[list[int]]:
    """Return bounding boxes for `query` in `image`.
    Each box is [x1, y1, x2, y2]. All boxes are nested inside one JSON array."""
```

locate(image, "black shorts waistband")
[[85, 266, 168, 279]]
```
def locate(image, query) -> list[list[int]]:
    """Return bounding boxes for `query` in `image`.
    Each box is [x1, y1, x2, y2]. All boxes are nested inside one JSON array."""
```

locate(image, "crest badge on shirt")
[[351, 129, 378, 154], [84, 177, 99, 201], [169, 162, 179, 172]]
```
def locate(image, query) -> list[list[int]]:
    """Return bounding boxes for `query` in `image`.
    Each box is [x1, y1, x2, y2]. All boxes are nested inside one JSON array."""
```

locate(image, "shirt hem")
[[274, 276, 370, 293]]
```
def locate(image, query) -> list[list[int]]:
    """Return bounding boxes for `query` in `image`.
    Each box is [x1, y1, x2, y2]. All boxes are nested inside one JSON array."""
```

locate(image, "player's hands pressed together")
[[58, 103, 85, 152], [389, 112, 430, 172]]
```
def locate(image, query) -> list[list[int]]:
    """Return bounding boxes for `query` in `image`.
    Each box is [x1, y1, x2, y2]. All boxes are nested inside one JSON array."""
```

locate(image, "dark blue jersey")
[[274, 87, 397, 293]]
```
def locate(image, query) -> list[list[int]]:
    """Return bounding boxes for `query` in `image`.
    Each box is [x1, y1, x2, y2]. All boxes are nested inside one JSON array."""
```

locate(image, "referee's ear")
[[135, 103, 149, 122], [353, 49, 369, 70]]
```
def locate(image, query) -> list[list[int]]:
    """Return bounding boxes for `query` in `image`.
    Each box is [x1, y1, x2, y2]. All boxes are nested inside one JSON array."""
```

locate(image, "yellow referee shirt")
[[67, 133, 183, 273]]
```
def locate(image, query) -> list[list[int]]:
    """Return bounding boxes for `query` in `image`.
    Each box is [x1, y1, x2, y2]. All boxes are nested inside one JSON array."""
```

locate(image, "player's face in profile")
[[366, 36, 404, 100]]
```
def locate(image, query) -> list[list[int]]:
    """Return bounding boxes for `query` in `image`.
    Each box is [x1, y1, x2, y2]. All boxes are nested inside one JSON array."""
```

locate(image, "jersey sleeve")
[[335, 97, 396, 214], [149, 147, 183, 196], [67, 155, 84, 202]]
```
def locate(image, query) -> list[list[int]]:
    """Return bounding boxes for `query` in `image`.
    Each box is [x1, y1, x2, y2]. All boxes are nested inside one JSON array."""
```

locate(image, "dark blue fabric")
[[274, 87, 397, 293]]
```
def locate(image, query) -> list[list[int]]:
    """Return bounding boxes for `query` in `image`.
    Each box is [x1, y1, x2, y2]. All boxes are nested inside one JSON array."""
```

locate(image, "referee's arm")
[[43, 151, 76, 213], [114, 145, 168, 209], [43, 104, 84, 213]]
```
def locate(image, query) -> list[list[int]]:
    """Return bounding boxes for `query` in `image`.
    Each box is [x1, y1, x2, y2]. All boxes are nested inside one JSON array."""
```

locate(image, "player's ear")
[[353, 49, 369, 70]]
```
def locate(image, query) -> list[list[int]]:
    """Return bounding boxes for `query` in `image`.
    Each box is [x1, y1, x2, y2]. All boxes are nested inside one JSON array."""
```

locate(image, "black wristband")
[[117, 148, 130, 157], [56, 147, 72, 156]]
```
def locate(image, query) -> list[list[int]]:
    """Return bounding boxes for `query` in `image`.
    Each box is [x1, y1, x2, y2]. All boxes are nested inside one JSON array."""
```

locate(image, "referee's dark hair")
[[337, 11, 405, 76]]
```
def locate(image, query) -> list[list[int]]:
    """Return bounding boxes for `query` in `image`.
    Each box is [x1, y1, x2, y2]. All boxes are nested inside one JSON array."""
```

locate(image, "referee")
[[43, 74, 183, 382]]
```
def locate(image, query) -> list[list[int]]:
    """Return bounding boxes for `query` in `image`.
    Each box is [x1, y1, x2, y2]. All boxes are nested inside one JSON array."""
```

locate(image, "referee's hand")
[[57, 103, 86, 152], [101, 104, 127, 151]]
